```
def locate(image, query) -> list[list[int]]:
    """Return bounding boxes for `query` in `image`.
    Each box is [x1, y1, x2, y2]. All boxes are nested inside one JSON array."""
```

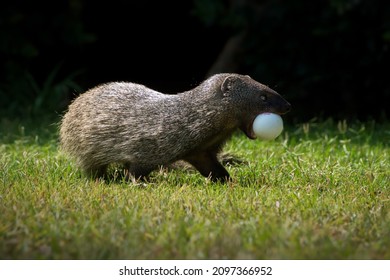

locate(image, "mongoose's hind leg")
[[123, 163, 154, 181], [185, 151, 230, 182], [84, 164, 108, 179]]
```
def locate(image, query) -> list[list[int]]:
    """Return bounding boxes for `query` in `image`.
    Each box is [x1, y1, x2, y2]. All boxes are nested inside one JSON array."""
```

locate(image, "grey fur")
[[59, 73, 290, 182]]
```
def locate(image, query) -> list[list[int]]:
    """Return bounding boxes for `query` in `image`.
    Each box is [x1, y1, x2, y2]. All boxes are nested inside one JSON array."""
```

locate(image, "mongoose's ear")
[[221, 75, 238, 96]]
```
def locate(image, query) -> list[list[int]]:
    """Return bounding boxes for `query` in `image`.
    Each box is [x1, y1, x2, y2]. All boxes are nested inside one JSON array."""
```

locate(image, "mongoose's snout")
[[261, 87, 291, 116], [277, 98, 291, 115]]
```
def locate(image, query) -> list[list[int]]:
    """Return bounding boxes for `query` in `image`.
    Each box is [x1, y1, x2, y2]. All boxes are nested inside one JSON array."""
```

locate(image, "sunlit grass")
[[0, 118, 389, 259]]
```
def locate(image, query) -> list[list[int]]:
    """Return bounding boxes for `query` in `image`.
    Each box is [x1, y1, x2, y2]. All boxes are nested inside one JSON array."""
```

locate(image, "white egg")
[[253, 113, 283, 140]]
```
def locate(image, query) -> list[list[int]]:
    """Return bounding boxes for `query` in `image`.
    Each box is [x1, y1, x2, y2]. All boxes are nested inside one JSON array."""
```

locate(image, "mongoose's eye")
[[260, 95, 267, 101]]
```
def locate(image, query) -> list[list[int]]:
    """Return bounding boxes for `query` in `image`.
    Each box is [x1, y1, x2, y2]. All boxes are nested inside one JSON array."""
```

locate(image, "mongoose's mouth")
[[241, 118, 257, 140]]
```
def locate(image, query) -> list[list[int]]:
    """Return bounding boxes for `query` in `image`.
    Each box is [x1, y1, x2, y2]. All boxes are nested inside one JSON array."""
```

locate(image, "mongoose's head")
[[221, 74, 291, 139]]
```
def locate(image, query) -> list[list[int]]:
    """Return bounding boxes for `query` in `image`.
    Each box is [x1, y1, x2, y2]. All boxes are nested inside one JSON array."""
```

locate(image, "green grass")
[[1, 118, 389, 259]]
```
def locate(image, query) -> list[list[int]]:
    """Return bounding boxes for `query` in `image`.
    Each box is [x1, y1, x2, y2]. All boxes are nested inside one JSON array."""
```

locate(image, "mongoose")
[[59, 73, 291, 182]]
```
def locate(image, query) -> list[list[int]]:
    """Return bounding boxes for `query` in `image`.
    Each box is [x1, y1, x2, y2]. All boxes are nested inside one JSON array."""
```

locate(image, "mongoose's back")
[[60, 74, 291, 181]]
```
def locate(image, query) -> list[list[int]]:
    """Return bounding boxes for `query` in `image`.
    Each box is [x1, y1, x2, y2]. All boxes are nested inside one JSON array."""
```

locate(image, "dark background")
[[1, 0, 389, 122]]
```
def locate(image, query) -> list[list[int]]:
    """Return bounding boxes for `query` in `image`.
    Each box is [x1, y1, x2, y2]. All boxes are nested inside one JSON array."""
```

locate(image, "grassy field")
[[0, 118, 389, 259]]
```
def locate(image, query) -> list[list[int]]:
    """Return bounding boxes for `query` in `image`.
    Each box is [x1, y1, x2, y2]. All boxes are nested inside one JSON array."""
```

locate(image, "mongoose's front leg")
[[185, 152, 230, 182]]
